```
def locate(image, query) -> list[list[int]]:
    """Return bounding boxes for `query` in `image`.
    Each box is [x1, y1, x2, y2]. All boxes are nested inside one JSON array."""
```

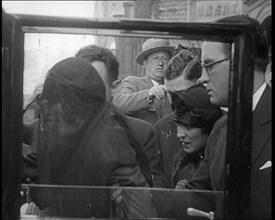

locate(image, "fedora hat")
[[136, 38, 174, 65]]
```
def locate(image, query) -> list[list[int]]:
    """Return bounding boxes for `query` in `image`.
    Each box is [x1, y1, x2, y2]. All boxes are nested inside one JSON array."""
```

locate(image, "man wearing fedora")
[[113, 38, 174, 125]]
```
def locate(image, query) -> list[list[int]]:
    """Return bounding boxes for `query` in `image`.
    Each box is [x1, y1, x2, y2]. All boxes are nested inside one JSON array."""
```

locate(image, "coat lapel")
[[144, 75, 154, 88], [251, 86, 271, 163]]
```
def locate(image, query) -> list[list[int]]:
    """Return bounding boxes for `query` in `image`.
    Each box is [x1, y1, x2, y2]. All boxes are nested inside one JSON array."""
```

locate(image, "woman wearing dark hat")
[[31, 57, 156, 218], [170, 84, 222, 189]]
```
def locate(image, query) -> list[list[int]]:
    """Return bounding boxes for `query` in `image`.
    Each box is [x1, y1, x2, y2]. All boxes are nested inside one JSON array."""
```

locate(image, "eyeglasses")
[[201, 58, 230, 75]]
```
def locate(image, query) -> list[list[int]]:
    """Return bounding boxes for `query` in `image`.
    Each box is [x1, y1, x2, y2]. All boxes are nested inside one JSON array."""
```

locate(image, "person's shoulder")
[[121, 75, 147, 83], [211, 114, 227, 133], [97, 112, 129, 141], [127, 116, 154, 134], [127, 116, 152, 128]]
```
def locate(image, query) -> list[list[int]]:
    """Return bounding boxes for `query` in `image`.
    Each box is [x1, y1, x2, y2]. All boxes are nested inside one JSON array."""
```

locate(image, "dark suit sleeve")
[[184, 146, 212, 190], [112, 77, 153, 114], [145, 131, 167, 188], [153, 114, 179, 188], [129, 117, 167, 188], [185, 115, 227, 191]]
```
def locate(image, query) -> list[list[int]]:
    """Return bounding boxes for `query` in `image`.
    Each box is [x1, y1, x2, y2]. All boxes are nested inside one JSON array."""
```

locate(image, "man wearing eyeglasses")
[[154, 15, 271, 219], [194, 15, 271, 219]]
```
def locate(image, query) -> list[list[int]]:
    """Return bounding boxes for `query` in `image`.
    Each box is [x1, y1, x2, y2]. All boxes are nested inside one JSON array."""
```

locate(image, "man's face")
[[165, 74, 197, 103], [143, 51, 170, 81], [198, 42, 230, 107], [176, 124, 208, 154], [91, 61, 111, 102]]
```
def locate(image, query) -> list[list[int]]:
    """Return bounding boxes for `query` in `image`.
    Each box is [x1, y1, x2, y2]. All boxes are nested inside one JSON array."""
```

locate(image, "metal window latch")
[[187, 207, 215, 220]]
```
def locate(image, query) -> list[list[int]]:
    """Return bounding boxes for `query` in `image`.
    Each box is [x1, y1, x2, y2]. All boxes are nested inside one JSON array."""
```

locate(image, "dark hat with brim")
[[136, 38, 174, 65], [172, 84, 222, 128]]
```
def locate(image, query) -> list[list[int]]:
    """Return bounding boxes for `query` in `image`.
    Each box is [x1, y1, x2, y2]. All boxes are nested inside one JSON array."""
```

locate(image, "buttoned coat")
[[112, 75, 172, 125]]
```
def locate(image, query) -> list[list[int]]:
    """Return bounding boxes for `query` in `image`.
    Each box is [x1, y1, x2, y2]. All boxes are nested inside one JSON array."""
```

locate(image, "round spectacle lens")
[[201, 58, 230, 76]]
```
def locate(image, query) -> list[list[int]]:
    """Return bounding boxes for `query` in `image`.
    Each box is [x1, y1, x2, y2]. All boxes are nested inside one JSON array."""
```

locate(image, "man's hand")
[[111, 185, 123, 204], [175, 179, 188, 190], [148, 85, 167, 100]]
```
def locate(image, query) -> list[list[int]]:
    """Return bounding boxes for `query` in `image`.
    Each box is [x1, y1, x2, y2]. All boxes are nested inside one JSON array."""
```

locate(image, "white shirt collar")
[[252, 83, 266, 111], [220, 83, 266, 112], [151, 79, 159, 86], [220, 107, 228, 112]]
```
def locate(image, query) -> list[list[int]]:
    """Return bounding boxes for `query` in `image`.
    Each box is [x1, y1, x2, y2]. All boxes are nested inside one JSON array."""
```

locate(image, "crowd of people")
[[21, 15, 271, 219]]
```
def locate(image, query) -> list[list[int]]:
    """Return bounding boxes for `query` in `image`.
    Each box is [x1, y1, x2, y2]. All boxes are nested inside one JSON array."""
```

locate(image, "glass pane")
[[23, 33, 95, 122], [20, 185, 225, 219], [22, 32, 200, 122], [21, 30, 229, 219], [3, 2, 270, 219]]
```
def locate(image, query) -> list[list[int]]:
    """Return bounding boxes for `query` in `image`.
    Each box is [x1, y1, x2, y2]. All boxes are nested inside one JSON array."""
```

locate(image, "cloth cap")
[[136, 38, 174, 65], [172, 84, 222, 128]]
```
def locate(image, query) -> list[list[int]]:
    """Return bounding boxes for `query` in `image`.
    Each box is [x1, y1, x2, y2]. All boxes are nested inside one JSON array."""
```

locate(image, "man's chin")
[[210, 96, 227, 107]]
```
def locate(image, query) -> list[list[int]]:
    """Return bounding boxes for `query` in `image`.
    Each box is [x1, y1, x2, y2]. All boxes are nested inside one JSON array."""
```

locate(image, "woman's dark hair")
[[75, 45, 119, 84], [164, 46, 201, 81]]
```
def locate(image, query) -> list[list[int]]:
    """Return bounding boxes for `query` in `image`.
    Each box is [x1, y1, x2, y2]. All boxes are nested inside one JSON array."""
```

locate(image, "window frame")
[[3, 13, 255, 219]]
